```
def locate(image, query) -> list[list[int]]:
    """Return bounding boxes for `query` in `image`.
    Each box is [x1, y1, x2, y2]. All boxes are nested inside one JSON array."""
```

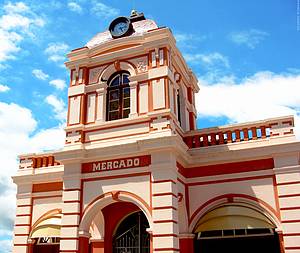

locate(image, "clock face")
[[109, 17, 133, 38], [113, 22, 129, 36]]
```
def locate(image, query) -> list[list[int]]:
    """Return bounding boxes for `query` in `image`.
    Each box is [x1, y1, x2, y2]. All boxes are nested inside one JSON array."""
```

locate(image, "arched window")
[[106, 71, 130, 121]]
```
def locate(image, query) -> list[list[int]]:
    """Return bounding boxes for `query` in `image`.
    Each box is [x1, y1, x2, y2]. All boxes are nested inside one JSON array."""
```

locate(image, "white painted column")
[[274, 154, 300, 253], [96, 82, 107, 122], [129, 81, 138, 118], [174, 83, 179, 120], [12, 183, 32, 253], [60, 163, 82, 253], [150, 151, 179, 253]]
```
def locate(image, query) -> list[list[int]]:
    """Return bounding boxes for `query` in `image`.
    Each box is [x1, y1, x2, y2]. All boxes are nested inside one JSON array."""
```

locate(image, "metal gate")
[[113, 212, 150, 253]]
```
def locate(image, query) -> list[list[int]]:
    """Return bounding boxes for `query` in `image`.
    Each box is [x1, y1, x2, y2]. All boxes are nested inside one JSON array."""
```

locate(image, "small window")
[[106, 71, 130, 121], [177, 89, 181, 126]]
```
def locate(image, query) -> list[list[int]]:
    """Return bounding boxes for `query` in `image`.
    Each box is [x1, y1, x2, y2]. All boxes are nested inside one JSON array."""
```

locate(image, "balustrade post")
[[194, 135, 201, 148], [261, 126, 266, 138], [251, 127, 257, 140], [202, 134, 208, 146], [226, 131, 232, 143], [211, 133, 216, 145], [235, 130, 240, 142], [185, 137, 193, 148], [243, 128, 249, 141], [218, 132, 224, 144]]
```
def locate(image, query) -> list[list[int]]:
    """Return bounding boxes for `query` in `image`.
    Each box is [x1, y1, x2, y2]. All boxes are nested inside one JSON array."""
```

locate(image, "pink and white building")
[[12, 11, 300, 253]]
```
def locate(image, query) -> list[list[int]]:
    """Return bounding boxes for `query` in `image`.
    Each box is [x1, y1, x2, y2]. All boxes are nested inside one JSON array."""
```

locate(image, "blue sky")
[[0, 0, 299, 251]]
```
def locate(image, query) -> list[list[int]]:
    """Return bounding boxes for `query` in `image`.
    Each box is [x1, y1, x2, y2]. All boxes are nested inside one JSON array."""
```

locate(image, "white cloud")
[[0, 14, 31, 30], [49, 79, 66, 90], [184, 52, 230, 68], [0, 2, 45, 62], [229, 29, 269, 49], [44, 42, 69, 55], [4, 2, 29, 13], [0, 28, 22, 61], [184, 52, 231, 83], [196, 71, 300, 138], [175, 32, 207, 43], [91, 1, 119, 19], [0, 101, 65, 244], [45, 94, 67, 121], [32, 69, 49, 80], [68, 2, 83, 13], [0, 84, 10, 92], [44, 42, 69, 64], [0, 239, 12, 253]]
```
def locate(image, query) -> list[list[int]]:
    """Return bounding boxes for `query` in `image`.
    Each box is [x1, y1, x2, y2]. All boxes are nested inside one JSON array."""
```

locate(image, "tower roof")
[[86, 17, 158, 49]]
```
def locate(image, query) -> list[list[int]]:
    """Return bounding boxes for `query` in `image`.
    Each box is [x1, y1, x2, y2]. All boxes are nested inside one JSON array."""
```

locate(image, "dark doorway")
[[33, 244, 60, 253], [195, 230, 281, 253], [33, 237, 60, 253], [113, 211, 150, 253]]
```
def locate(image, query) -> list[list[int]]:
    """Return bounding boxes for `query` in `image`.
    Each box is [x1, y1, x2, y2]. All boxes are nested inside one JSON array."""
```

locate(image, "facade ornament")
[[137, 60, 147, 72], [114, 60, 121, 71], [174, 72, 181, 83]]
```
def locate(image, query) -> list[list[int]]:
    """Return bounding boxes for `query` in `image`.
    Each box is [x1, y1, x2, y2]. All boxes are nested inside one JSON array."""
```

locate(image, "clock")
[[109, 17, 133, 38]]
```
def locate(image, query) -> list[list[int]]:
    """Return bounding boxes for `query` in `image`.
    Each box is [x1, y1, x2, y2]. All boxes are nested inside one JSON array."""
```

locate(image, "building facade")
[[12, 11, 300, 253]]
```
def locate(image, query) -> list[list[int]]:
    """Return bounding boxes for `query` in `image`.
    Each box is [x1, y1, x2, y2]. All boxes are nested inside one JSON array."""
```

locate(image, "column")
[[79, 231, 91, 253], [27, 239, 35, 253], [12, 183, 32, 253], [179, 234, 195, 253], [90, 239, 104, 253], [129, 81, 138, 118], [60, 163, 82, 253], [96, 82, 107, 122], [150, 151, 179, 253], [274, 154, 300, 253]]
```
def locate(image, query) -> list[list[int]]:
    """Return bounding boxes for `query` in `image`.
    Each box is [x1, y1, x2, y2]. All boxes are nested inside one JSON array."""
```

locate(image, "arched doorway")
[[113, 211, 150, 253], [31, 213, 61, 253], [32, 237, 60, 253], [194, 205, 282, 253]]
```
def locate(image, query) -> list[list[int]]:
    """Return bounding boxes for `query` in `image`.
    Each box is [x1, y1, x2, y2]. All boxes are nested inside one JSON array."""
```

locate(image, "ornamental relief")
[[129, 56, 148, 73], [89, 65, 107, 84], [88, 56, 148, 84]]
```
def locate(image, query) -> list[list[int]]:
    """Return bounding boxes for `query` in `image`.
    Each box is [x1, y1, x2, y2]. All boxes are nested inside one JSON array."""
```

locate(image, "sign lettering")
[[82, 155, 151, 174]]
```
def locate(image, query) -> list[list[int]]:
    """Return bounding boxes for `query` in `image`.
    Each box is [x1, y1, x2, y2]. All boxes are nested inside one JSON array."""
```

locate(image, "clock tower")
[[14, 9, 298, 253], [64, 11, 199, 149]]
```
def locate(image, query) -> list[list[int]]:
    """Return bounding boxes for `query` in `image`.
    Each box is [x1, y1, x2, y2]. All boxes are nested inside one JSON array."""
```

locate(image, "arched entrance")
[[113, 211, 150, 253], [30, 213, 61, 253], [32, 237, 60, 253], [194, 205, 282, 253]]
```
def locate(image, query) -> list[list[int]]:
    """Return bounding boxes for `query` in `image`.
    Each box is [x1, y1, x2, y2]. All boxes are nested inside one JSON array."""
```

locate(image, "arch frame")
[[98, 61, 137, 84], [79, 191, 153, 236], [188, 193, 282, 233], [29, 208, 62, 239]]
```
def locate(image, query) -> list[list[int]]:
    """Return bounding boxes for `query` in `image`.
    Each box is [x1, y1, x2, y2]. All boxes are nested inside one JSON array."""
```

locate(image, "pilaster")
[[96, 82, 107, 122], [150, 151, 179, 253], [129, 81, 138, 118], [12, 183, 33, 253], [60, 163, 82, 253], [273, 153, 300, 253]]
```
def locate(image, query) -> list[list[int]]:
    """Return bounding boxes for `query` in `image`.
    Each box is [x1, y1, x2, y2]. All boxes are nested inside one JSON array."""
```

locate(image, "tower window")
[[107, 71, 130, 121], [177, 89, 181, 126]]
